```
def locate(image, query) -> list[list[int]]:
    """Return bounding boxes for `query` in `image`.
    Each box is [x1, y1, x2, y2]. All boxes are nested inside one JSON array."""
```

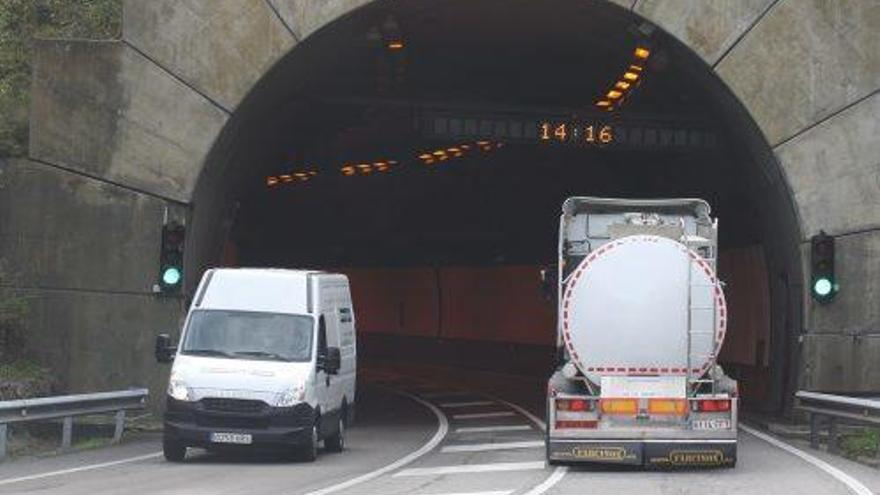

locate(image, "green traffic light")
[[162, 267, 182, 286], [813, 277, 833, 297]]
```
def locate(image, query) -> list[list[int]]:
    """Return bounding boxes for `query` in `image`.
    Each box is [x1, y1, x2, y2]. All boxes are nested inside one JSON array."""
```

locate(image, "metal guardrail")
[[795, 391, 880, 456], [0, 389, 148, 459]]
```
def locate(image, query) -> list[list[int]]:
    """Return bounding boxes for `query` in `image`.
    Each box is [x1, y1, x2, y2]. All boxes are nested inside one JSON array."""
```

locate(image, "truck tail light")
[[555, 420, 598, 429], [648, 398, 687, 415], [599, 398, 638, 415], [692, 399, 731, 412], [556, 399, 594, 412]]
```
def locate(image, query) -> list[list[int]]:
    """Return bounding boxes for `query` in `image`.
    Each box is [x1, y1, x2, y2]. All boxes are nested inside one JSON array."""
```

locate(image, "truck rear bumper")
[[547, 438, 736, 467]]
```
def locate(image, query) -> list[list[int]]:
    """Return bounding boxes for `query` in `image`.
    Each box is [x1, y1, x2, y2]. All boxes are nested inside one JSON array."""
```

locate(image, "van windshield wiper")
[[183, 349, 234, 358], [233, 350, 289, 361]]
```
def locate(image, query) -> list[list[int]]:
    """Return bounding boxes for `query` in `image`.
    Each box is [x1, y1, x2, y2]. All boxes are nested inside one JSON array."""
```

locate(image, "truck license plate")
[[692, 419, 731, 430], [210, 432, 253, 444]]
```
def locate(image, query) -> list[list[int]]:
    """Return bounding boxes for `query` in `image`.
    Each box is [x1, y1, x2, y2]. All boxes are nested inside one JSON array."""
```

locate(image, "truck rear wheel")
[[163, 437, 186, 462]]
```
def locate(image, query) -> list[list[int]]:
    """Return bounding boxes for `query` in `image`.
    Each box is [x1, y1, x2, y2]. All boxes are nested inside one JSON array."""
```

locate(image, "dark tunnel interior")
[[188, 0, 804, 411]]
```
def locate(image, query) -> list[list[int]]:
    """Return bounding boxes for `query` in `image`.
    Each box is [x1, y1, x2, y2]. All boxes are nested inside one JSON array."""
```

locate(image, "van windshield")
[[181, 310, 314, 362]]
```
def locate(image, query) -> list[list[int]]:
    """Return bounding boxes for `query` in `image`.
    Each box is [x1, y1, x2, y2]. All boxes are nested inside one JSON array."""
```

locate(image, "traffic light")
[[159, 222, 185, 294], [810, 231, 837, 303]]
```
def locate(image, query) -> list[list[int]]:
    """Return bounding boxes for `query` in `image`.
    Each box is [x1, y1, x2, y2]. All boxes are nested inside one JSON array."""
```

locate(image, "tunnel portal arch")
[[16, 0, 880, 406]]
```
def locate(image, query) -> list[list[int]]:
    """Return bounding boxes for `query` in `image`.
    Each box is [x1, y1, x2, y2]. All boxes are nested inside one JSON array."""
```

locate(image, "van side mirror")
[[155, 334, 176, 363], [322, 347, 341, 375]]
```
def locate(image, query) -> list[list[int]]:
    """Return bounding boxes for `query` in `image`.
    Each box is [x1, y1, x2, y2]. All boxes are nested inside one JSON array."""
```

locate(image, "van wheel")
[[325, 416, 345, 453], [299, 424, 318, 462], [163, 437, 186, 462]]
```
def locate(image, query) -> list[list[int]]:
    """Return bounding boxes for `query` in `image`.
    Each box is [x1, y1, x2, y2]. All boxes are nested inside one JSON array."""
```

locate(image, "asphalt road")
[[0, 378, 878, 495]]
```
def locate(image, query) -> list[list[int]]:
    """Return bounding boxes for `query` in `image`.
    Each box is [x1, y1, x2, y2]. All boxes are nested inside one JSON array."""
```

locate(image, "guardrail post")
[[61, 416, 73, 450], [113, 410, 125, 443], [827, 418, 839, 454], [0, 424, 7, 460], [809, 413, 819, 449]]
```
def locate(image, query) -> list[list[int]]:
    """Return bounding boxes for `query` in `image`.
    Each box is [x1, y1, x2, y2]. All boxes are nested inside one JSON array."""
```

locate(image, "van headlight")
[[168, 379, 193, 402], [274, 384, 306, 407]]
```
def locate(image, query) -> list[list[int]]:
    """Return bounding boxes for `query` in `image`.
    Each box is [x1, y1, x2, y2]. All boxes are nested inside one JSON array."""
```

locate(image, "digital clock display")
[[539, 122, 614, 145]]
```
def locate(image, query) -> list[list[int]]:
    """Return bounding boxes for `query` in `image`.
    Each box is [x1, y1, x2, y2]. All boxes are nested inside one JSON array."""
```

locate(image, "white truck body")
[[546, 197, 738, 468], [159, 268, 356, 461]]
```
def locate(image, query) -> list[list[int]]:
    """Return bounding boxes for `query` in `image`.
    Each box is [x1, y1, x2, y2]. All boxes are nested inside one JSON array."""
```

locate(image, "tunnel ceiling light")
[[266, 176, 279, 186], [623, 72, 639, 81], [629, 64, 643, 72], [432, 150, 446, 156], [634, 47, 651, 60], [607, 90, 623, 99], [418, 153, 432, 160], [387, 40, 404, 50], [341, 165, 356, 176], [615, 81, 631, 90], [596, 100, 612, 107]]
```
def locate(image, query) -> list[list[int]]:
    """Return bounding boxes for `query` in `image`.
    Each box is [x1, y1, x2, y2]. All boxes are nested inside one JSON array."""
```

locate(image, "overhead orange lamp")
[[388, 40, 405, 50], [615, 81, 631, 90], [623, 71, 639, 81], [266, 176, 279, 186], [432, 150, 446, 157], [596, 100, 612, 107], [634, 46, 650, 60], [607, 90, 623, 99], [341, 165, 356, 176], [418, 153, 432, 160], [629, 64, 643, 72]]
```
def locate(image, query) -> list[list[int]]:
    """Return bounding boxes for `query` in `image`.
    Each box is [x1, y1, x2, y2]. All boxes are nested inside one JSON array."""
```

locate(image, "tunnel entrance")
[[189, 0, 802, 412]]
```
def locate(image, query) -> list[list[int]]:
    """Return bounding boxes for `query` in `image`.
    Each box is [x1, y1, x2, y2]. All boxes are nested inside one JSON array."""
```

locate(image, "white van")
[[154, 268, 357, 462]]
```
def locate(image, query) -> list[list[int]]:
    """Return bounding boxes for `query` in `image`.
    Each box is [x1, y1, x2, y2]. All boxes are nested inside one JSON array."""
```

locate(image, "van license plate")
[[210, 432, 253, 444], [692, 419, 731, 430]]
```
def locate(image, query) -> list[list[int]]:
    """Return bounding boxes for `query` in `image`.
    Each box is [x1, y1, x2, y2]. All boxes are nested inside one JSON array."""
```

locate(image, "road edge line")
[[303, 390, 450, 495], [0, 452, 162, 486], [741, 424, 873, 495]]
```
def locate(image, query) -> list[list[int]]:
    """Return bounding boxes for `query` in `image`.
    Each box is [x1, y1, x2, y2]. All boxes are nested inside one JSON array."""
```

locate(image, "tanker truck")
[[545, 197, 737, 468]]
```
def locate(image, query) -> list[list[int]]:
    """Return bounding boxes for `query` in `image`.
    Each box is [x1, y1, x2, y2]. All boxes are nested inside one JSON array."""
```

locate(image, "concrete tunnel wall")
[[1, 0, 878, 403]]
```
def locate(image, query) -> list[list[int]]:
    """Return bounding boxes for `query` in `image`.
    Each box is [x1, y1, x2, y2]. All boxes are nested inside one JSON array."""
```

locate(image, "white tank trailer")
[[545, 197, 737, 468]]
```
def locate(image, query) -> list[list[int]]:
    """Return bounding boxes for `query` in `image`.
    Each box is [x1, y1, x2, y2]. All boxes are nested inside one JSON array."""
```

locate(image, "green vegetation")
[[0, 0, 122, 158], [840, 428, 879, 460]]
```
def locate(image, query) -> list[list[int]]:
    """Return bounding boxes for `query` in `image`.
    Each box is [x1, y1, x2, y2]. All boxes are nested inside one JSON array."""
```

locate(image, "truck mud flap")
[[548, 441, 643, 465], [644, 441, 736, 468]]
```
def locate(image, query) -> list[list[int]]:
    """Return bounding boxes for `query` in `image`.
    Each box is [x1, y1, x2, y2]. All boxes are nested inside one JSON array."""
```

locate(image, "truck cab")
[[546, 197, 738, 468], [155, 268, 357, 462]]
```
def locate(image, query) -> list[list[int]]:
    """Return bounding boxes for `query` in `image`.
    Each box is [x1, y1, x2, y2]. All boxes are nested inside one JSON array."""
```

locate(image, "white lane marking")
[[522, 466, 568, 495], [455, 425, 532, 433], [422, 492, 513, 495], [394, 461, 546, 477], [0, 452, 162, 486], [492, 397, 546, 430], [303, 391, 450, 495], [491, 395, 570, 495], [440, 401, 495, 408], [453, 411, 517, 420], [441, 440, 544, 453], [741, 424, 873, 495]]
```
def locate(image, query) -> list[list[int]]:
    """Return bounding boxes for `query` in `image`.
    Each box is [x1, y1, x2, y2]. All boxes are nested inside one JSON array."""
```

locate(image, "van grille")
[[201, 398, 267, 414]]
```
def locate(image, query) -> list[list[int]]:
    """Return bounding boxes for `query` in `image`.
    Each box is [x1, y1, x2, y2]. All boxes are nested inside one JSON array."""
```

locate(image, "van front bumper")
[[547, 438, 736, 467], [163, 397, 316, 449]]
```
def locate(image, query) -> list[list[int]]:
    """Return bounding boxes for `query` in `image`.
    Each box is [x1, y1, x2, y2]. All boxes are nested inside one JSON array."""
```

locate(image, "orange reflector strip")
[[600, 398, 638, 415], [648, 399, 688, 415]]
